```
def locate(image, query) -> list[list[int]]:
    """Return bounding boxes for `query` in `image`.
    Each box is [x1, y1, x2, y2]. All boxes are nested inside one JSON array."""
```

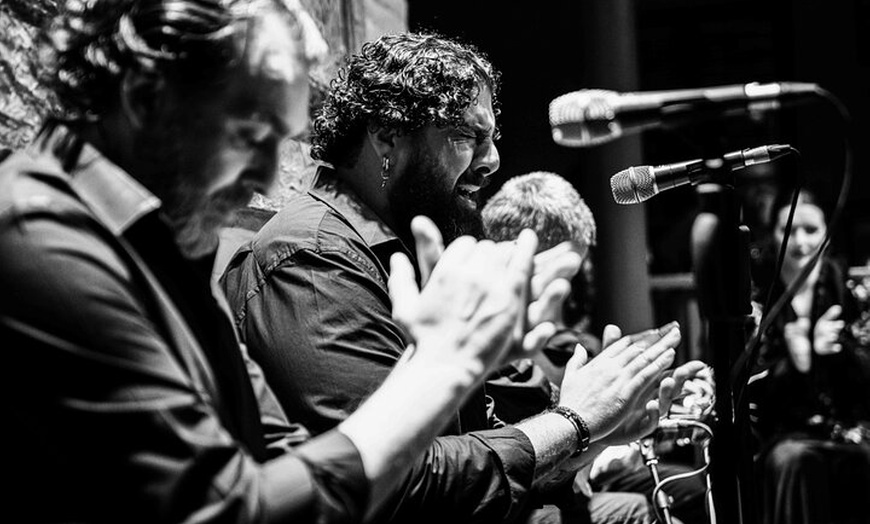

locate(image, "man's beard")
[[135, 112, 253, 260], [388, 148, 484, 244]]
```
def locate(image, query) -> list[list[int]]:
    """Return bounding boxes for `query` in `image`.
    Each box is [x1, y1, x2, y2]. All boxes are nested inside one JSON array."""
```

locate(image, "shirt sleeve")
[[0, 205, 368, 524], [227, 243, 410, 436], [372, 427, 537, 524]]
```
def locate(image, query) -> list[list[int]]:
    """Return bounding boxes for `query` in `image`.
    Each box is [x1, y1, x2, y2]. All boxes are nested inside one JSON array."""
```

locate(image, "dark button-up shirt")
[[221, 168, 536, 523], [0, 124, 368, 523]]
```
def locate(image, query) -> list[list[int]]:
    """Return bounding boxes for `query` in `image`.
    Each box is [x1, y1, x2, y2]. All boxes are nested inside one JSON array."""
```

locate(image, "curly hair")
[[482, 171, 597, 252], [41, 0, 302, 120], [310, 32, 501, 167]]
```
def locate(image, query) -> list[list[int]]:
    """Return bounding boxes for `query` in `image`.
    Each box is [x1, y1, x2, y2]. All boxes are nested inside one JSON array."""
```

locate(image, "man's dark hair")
[[41, 0, 302, 120], [310, 32, 501, 167]]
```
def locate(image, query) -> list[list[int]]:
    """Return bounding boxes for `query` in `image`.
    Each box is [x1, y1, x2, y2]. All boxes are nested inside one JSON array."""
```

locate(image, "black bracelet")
[[550, 405, 591, 456]]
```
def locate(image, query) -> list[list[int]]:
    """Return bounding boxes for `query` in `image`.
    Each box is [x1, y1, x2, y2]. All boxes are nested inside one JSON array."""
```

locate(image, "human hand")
[[408, 217, 581, 360], [556, 323, 680, 446], [598, 334, 705, 446], [389, 217, 538, 377], [668, 361, 715, 419], [814, 304, 845, 356], [589, 444, 643, 484], [784, 318, 812, 372]]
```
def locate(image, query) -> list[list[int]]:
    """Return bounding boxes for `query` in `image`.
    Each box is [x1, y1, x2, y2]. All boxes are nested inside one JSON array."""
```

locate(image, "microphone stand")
[[691, 171, 757, 524], [638, 437, 675, 524]]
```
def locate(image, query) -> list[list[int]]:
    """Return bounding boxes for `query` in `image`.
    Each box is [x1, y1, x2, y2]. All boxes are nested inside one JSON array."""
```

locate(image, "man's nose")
[[472, 140, 500, 178], [249, 140, 281, 194]]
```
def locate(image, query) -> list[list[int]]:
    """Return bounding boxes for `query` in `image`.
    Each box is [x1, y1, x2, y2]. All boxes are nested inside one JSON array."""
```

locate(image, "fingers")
[[521, 322, 558, 355], [388, 252, 420, 329], [814, 305, 846, 356], [533, 240, 585, 267], [411, 216, 445, 287], [672, 360, 708, 383], [508, 229, 539, 278], [621, 326, 681, 370], [531, 244, 583, 298], [431, 235, 477, 278], [645, 399, 661, 426], [657, 375, 679, 417], [626, 340, 678, 393], [626, 321, 680, 349], [820, 304, 842, 321], [527, 278, 571, 326]]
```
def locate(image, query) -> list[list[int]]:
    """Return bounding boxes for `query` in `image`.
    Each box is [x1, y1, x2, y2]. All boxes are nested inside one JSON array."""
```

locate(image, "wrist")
[[550, 405, 591, 456], [396, 341, 483, 392]]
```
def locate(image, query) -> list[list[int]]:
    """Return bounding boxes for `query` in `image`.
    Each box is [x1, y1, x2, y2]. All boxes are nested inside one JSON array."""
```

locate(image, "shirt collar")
[[34, 123, 162, 236], [310, 166, 402, 249]]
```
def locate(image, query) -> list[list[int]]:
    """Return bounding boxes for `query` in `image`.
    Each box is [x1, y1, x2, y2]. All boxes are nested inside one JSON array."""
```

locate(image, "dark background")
[[409, 0, 870, 275]]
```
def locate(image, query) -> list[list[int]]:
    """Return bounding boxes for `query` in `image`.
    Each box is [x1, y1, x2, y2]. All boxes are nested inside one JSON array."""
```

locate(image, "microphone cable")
[[649, 419, 715, 524]]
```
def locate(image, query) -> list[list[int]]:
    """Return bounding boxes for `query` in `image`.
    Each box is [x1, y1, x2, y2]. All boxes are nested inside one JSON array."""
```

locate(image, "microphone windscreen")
[[610, 166, 656, 205], [549, 90, 622, 147]]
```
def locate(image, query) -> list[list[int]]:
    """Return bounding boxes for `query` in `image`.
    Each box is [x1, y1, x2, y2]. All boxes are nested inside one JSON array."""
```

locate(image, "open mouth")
[[455, 175, 488, 206], [456, 183, 481, 201]]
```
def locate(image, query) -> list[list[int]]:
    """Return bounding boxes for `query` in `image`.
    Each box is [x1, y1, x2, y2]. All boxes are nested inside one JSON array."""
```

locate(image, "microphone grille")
[[610, 166, 656, 205], [548, 89, 617, 126]]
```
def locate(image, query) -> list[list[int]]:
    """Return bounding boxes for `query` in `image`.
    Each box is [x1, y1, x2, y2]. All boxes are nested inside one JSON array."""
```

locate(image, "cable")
[[649, 420, 715, 524], [652, 463, 710, 524]]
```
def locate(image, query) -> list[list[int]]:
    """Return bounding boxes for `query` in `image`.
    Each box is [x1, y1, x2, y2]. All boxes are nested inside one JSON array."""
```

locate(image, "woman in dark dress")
[[751, 189, 870, 524]]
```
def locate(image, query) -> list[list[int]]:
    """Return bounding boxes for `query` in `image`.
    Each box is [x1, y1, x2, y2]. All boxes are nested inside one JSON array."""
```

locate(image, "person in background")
[[0, 2, 564, 522], [483, 171, 711, 524], [751, 188, 870, 524], [222, 32, 694, 523]]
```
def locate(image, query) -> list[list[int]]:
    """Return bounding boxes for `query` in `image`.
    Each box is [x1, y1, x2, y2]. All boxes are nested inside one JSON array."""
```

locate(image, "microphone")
[[549, 82, 819, 147], [610, 144, 792, 205]]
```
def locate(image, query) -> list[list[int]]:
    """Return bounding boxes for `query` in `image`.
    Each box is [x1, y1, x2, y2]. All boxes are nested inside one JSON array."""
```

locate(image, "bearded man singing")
[[222, 33, 693, 523]]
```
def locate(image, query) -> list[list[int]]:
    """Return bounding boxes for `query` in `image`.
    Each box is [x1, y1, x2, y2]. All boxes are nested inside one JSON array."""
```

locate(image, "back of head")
[[310, 32, 500, 167], [483, 171, 596, 252], [42, 0, 311, 121]]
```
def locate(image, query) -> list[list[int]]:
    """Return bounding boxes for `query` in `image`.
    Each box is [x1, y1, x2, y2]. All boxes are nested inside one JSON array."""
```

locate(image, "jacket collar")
[[31, 122, 161, 236]]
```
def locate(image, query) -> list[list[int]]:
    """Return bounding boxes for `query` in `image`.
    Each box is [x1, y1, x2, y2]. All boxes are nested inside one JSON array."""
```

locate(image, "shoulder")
[[0, 149, 92, 224], [246, 192, 374, 276]]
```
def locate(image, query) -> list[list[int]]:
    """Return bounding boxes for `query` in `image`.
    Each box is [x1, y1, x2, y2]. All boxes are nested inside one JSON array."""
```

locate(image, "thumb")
[[567, 343, 589, 369], [411, 216, 444, 287], [388, 252, 420, 330], [602, 324, 622, 348]]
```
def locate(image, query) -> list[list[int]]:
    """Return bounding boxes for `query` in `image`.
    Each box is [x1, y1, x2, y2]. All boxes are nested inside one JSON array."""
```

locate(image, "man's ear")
[[119, 69, 170, 130], [365, 125, 401, 158]]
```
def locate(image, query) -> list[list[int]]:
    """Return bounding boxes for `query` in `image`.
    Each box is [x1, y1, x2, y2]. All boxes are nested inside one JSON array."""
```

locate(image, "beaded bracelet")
[[550, 405, 591, 456]]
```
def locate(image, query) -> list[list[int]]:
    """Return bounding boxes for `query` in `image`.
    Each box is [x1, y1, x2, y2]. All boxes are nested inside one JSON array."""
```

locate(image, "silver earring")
[[381, 156, 391, 188]]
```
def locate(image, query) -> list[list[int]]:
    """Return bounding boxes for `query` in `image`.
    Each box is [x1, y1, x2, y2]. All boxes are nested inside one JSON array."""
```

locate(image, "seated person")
[[222, 33, 694, 523], [750, 188, 870, 524], [0, 2, 575, 522], [483, 171, 710, 524]]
